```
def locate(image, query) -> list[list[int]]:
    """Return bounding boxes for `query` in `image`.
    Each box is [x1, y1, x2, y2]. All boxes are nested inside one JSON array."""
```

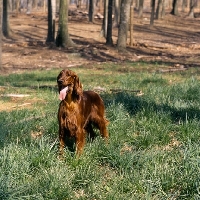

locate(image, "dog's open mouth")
[[59, 86, 69, 100]]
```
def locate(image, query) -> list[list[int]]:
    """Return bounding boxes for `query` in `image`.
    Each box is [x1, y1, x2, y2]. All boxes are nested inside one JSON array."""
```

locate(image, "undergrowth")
[[0, 63, 200, 199]]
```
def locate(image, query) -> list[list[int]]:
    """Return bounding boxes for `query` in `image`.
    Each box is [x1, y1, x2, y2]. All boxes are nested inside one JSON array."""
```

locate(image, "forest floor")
[[2, 6, 200, 74]]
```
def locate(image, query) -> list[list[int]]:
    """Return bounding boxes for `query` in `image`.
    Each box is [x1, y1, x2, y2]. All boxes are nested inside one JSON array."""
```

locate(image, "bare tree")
[[27, 0, 33, 14], [170, 0, 179, 15], [0, 1, 2, 70], [89, 0, 95, 22], [138, 0, 144, 18], [106, 0, 113, 44], [117, 0, 132, 51], [188, 0, 197, 18], [182, 0, 188, 11], [3, 0, 11, 37], [161, 0, 166, 18], [56, 0, 74, 47], [16, 0, 21, 15], [46, 0, 56, 42], [101, 0, 108, 37], [113, 0, 120, 27], [156, 0, 163, 19], [32, 0, 38, 10], [150, 0, 156, 27]]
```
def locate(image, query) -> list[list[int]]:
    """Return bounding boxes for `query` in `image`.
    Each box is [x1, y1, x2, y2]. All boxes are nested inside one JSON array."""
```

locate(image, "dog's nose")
[[58, 79, 63, 84]]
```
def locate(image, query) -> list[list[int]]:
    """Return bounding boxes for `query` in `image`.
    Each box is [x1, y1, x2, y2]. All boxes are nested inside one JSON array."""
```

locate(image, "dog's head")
[[57, 69, 83, 101]]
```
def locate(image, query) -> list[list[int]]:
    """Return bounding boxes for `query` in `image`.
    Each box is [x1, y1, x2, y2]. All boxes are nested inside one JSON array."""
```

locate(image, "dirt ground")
[[2, 6, 200, 74]]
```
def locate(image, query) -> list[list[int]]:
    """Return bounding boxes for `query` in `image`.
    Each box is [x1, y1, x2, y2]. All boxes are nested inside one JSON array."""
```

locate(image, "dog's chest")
[[60, 101, 78, 116], [59, 101, 79, 133]]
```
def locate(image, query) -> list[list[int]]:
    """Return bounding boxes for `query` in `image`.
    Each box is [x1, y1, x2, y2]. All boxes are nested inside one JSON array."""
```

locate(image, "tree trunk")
[[89, 0, 95, 22], [56, 0, 74, 47], [156, 0, 162, 19], [150, 0, 156, 27], [99, 0, 103, 12], [170, 0, 179, 15], [0, 1, 2, 70], [46, 0, 56, 42], [113, 0, 120, 27], [138, 0, 144, 18], [188, 0, 197, 18], [16, 0, 20, 15], [3, 0, 11, 37], [135, 0, 139, 10], [106, 0, 113, 44], [27, 0, 33, 14], [117, 0, 131, 51], [32, 0, 38, 9], [182, 0, 187, 11], [101, 0, 108, 37], [161, 0, 166, 18]]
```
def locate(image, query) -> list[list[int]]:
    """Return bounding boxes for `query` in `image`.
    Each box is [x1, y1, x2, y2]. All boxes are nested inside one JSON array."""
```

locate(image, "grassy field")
[[0, 62, 200, 199]]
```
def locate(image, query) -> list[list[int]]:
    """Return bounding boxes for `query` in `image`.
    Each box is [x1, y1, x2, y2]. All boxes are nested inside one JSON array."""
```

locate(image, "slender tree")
[[188, 0, 197, 18], [0, 1, 2, 70], [27, 0, 33, 14], [16, 0, 20, 15], [56, 0, 74, 47], [182, 0, 187, 11], [138, 0, 144, 18], [101, 0, 108, 37], [161, 0, 166, 18], [113, 0, 120, 27], [117, 0, 132, 51], [89, 0, 95, 22], [106, 0, 113, 44], [3, 0, 11, 37], [170, 0, 179, 15], [156, 0, 161, 19], [46, 0, 56, 42], [150, 0, 156, 27]]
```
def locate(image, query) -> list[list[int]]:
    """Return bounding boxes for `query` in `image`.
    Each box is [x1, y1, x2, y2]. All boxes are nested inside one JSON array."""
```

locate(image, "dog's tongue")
[[59, 86, 69, 100]]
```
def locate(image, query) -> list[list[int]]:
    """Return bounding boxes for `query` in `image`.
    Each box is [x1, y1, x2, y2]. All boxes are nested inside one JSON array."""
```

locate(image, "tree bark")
[[16, 0, 20, 15], [182, 0, 187, 11], [150, 0, 156, 27], [170, 0, 179, 15], [113, 0, 120, 27], [0, 1, 2, 70], [46, 0, 56, 42], [56, 0, 74, 47], [27, 0, 33, 14], [99, 0, 103, 12], [160, 0, 166, 18], [117, 0, 131, 51], [156, 0, 163, 19], [101, 0, 108, 37], [106, 0, 113, 44], [188, 0, 197, 18], [138, 0, 144, 18], [89, 0, 95, 22], [3, 0, 11, 37]]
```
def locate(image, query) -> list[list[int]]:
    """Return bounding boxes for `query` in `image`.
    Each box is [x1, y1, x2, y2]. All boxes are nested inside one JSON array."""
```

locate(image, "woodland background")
[[0, 0, 200, 73]]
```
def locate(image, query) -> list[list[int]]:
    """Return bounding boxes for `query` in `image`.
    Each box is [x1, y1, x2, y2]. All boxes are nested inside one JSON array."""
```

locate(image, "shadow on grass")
[[101, 91, 200, 123]]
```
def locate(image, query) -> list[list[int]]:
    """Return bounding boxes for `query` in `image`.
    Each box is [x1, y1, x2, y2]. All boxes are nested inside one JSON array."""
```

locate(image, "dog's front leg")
[[75, 129, 86, 156], [58, 124, 65, 158]]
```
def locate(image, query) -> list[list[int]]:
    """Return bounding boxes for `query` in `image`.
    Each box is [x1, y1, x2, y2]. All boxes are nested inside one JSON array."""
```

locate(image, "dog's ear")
[[73, 75, 83, 102], [57, 70, 65, 92]]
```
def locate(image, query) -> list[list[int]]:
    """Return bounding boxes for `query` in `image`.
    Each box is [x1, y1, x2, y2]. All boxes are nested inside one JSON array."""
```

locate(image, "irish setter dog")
[[57, 69, 109, 156]]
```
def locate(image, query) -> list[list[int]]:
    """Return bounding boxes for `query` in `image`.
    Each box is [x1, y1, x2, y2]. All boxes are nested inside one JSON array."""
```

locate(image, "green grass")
[[0, 63, 200, 199]]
